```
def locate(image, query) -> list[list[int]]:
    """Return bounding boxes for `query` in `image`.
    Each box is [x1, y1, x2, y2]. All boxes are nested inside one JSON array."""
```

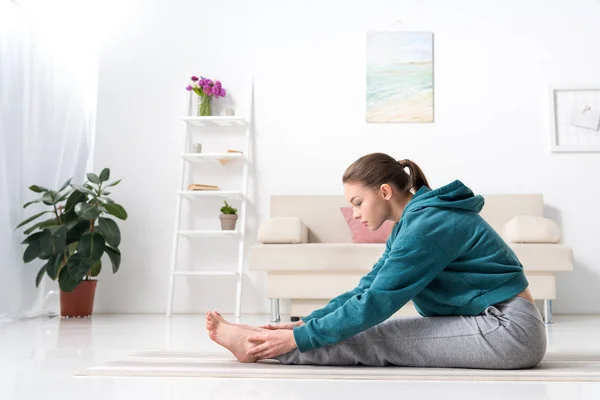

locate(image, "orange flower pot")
[[60, 280, 98, 317]]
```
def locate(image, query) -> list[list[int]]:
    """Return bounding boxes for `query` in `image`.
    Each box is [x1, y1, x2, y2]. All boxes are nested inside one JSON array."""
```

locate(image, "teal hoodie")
[[293, 180, 529, 353]]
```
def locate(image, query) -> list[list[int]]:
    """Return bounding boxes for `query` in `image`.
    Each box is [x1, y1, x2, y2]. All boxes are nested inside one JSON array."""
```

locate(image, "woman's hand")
[[259, 320, 304, 330], [246, 329, 298, 359]]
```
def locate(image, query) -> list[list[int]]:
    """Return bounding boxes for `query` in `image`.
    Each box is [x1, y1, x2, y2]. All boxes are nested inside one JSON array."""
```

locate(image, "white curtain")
[[0, 0, 99, 321]]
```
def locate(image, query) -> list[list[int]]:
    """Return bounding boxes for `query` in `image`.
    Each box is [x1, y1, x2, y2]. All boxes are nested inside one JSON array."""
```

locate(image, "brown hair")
[[342, 153, 430, 193]]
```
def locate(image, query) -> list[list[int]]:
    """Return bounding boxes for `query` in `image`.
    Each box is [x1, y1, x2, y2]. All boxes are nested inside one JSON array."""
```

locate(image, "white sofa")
[[249, 194, 574, 324]]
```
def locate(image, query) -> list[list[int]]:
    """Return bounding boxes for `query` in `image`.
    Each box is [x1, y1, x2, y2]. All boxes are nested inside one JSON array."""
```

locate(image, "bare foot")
[[206, 312, 259, 363], [208, 311, 268, 333]]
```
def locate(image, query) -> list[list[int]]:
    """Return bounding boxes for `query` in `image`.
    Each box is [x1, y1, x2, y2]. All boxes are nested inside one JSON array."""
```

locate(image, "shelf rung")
[[176, 230, 242, 238], [177, 190, 244, 199], [181, 116, 247, 127], [173, 271, 240, 276], [180, 153, 246, 163]]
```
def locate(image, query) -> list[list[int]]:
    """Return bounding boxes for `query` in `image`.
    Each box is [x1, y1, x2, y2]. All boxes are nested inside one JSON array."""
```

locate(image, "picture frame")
[[366, 31, 434, 123], [549, 85, 600, 152]]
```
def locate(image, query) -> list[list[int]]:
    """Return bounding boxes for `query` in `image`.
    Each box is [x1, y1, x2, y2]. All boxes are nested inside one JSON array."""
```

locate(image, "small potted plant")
[[15, 168, 127, 318], [219, 201, 238, 231], [185, 76, 226, 116]]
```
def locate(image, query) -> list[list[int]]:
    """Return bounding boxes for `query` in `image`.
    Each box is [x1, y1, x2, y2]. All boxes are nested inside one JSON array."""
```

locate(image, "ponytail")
[[343, 153, 430, 194], [398, 159, 430, 192]]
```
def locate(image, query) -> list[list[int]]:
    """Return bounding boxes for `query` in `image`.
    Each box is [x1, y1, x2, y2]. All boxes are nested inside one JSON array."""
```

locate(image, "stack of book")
[[218, 149, 243, 166], [187, 184, 220, 191]]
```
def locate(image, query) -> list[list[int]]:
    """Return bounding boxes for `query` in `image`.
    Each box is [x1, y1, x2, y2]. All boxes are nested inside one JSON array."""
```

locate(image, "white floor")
[[1, 314, 600, 400]]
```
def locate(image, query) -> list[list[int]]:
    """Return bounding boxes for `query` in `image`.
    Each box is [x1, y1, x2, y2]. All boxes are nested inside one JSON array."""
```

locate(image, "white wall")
[[94, 0, 600, 315]]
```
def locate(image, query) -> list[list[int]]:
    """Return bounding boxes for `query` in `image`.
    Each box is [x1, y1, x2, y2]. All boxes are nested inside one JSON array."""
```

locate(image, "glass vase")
[[198, 95, 212, 116]]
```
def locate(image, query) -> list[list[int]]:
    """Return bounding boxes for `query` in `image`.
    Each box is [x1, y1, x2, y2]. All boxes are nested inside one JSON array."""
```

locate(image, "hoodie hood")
[[404, 180, 484, 214]]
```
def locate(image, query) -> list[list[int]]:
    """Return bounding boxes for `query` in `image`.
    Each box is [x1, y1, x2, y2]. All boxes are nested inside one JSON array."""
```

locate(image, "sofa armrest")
[[257, 217, 308, 244], [503, 215, 561, 243]]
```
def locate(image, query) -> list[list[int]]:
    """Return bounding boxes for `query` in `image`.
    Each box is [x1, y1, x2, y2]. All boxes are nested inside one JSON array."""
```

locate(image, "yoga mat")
[[75, 351, 600, 382]]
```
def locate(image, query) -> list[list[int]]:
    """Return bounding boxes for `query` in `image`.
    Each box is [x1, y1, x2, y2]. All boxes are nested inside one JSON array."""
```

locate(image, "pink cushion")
[[340, 207, 394, 244]]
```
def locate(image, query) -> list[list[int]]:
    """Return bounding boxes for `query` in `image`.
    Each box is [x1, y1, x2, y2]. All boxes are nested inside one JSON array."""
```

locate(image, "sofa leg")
[[270, 299, 281, 323], [543, 300, 553, 324]]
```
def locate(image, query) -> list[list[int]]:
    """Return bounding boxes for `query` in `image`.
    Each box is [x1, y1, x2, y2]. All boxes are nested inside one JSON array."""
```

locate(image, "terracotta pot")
[[60, 280, 97, 317], [220, 214, 238, 230]]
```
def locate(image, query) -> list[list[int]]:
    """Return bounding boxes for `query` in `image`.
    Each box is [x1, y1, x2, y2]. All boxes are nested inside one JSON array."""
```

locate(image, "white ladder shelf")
[[166, 105, 251, 318]]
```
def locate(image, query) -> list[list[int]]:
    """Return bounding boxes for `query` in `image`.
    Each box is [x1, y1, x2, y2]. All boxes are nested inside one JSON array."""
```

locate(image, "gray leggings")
[[276, 296, 547, 369]]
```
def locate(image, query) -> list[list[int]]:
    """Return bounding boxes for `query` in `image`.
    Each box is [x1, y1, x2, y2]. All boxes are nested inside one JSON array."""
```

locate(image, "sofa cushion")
[[257, 217, 308, 244], [508, 243, 574, 271], [503, 215, 561, 243], [339, 207, 394, 243], [250, 243, 386, 271], [250, 242, 573, 273]]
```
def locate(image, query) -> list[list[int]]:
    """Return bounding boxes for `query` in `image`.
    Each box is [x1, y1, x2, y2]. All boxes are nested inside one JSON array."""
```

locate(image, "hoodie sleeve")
[[302, 245, 389, 323], [292, 234, 455, 352], [301, 241, 391, 322]]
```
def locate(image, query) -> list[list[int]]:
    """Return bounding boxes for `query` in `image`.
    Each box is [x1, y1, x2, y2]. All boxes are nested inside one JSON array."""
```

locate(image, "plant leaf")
[[104, 203, 127, 220], [78, 232, 105, 260], [29, 185, 48, 193], [101, 191, 111, 195], [105, 246, 121, 273], [70, 184, 94, 196], [35, 265, 47, 287], [75, 203, 102, 220], [67, 242, 78, 256], [98, 197, 115, 205], [90, 259, 101, 277], [87, 173, 100, 184], [58, 267, 80, 292], [56, 193, 69, 203], [65, 190, 87, 213], [105, 179, 122, 188], [97, 217, 120, 247], [99, 168, 110, 182], [15, 211, 52, 230], [58, 178, 73, 192], [62, 219, 79, 230], [50, 225, 67, 255], [42, 191, 59, 205], [23, 239, 43, 263], [24, 217, 59, 235], [39, 230, 53, 256], [45, 254, 63, 280], [66, 253, 93, 283], [21, 231, 44, 245], [40, 226, 68, 260], [23, 198, 43, 208], [66, 220, 90, 245], [38, 218, 60, 229], [50, 191, 61, 204]]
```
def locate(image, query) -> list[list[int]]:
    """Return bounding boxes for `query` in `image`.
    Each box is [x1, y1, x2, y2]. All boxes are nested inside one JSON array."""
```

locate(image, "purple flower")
[[186, 76, 225, 96]]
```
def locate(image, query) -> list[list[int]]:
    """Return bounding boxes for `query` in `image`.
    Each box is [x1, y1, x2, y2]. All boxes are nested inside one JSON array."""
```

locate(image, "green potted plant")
[[15, 168, 127, 318], [219, 200, 238, 230]]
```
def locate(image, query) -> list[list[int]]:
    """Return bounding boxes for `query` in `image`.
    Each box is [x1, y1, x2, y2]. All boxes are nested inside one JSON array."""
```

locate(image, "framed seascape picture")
[[366, 32, 434, 123]]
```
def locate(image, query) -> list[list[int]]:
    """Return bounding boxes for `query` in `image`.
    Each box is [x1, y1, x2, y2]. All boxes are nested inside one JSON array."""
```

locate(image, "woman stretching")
[[206, 152, 547, 369]]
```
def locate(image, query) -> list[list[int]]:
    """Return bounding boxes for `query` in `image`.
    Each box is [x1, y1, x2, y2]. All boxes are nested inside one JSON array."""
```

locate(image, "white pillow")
[[503, 215, 561, 243], [257, 217, 308, 244]]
